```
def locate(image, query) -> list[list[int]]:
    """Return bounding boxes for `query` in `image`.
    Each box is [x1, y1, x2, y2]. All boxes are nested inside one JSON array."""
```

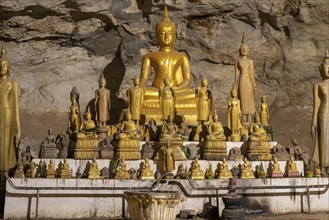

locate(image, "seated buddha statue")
[[215, 158, 233, 179], [249, 116, 269, 141], [268, 156, 283, 178], [138, 158, 154, 180], [88, 156, 101, 179], [189, 158, 205, 179], [115, 158, 130, 179], [140, 5, 197, 123], [77, 108, 97, 139], [285, 156, 300, 177], [60, 158, 71, 178], [240, 158, 255, 179], [160, 115, 181, 141], [206, 110, 226, 141], [47, 159, 55, 178], [115, 111, 141, 160]]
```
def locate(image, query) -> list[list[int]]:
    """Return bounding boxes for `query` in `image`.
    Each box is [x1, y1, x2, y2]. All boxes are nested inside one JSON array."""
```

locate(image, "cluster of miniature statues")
[[0, 5, 328, 178]]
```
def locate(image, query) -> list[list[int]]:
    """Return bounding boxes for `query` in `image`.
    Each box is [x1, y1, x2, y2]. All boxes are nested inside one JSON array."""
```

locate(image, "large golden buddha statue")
[[140, 5, 197, 124]]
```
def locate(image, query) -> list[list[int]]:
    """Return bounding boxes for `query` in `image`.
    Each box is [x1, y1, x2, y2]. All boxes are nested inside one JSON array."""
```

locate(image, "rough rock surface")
[[0, 0, 328, 153]]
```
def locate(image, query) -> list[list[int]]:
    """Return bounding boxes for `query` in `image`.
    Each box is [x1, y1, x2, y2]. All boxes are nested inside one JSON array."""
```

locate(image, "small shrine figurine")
[[160, 76, 175, 121], [164, 141, 175, 173], [215, 158, 233, 179], [285, 156, 300, 177], [36, 160, 47, 178], [234, 33, 256, 125], [59, 159, 71, 179], [228, 87, 242, 142], [88, 156, 101, 179], [240, 158, 255, 179], [127, 74, 144, 123], [180, 115, 190, 141], [95, 73, 110, 127], [0, 46, 21, 174], [138, 158, 154, 180], [175, 163, 187, 179], [311, 50, 329, 177], [39, 128, 58, 159], [115, 111, 141, 160], [196, 76, 212, 123], [268, 156, 283, 178], [114, 159, 130, 180], [14, 162, 25, 178], [67, 89, 81, 136], [26, 161, 35, 178], [47, 159, 55, 178], [203, 110, 227, 160], [247, 116, 271, 161], [205, 163, 214, 179], [189, 158, 205, 180], [228, 147, 244, 161], [258, 95, 269, 127]]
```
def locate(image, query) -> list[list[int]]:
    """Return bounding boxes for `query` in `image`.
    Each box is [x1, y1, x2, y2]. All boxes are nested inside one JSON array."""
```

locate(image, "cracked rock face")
[[0, 0, 328, 152]]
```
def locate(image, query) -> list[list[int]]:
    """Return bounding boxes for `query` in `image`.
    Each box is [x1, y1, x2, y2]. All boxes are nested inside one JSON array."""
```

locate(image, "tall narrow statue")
[[235, 33, 256, 125], [311, 50, 329, 176], [196, 76, 212, 122], [127, 74, 144, 123], [0, 46, 21, 173], [95, 73, 110, 127], [160, 76, 175, 121], [68, 92, 81, 136], [228, 86, 242, 141], [258, 95, 269, 127]]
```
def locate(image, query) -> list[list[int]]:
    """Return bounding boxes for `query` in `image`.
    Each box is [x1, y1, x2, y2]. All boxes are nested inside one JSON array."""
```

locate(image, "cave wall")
[[0, 0, 328, 153]]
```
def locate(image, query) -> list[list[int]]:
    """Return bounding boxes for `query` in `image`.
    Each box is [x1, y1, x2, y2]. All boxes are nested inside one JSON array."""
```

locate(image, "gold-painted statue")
[[14, 162, 25, 178], [95, 73, 110, 127], [75, 108, 99, 159], [26, 161, 35, 178], [88, 156, 101, 179], [114, 159, 130, 179], [138, 158, 154, 180], [215, 158, 233, 179], [311, 50, 329, 177], [228, 87, 242, 142], [160, 115, 181, 140], [285, 156, 300, 177], [140, 5, 197, 123], [68, 92, 81, 136], [247, 116, 271, 161], [203, 110, 227, 160], [127, 74, 144, 123], [196, 76, 212, 122], [164, 142, 175, 173], [240, 158, 255, 179], [59, 158, 71, 178], [268, 156, 283, 178], [189, 158, 205, 179], [115, 111, 141, 160], [205, 163, 214, 179], [47, 159, 55, 178], [234, 33, 256, 125], [160, 76, 175, 121], [0, 46, 21, 173], [258, 95, 269, 127]]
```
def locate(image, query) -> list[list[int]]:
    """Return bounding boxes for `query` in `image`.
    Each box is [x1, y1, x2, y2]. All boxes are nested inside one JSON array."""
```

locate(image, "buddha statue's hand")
[[311, 124, 316, 141]]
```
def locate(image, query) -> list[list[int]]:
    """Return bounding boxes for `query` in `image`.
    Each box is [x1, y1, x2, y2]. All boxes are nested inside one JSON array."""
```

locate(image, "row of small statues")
[[14, 156, 322, 180]]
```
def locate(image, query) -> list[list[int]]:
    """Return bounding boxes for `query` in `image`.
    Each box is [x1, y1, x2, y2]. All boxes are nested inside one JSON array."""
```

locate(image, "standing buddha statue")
[[258, 95, 269, 127], [235, 33, 256, 126], [160, 76, 175, 121], [228, 86, 242, 142], [127, 74, 144, 123], [68, 93, 81, 136], [196, 76, 212, 123], [95, 73, 110, 127]]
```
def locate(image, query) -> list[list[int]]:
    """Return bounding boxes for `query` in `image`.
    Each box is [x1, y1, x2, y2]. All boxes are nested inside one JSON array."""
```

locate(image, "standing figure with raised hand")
[[95, 73, 110, 127], [258, 95, 269, 127], [196, 76, 212, 123], [127, 74, 144, 124], [0, 46, 21, 175], [235, 33, 256, 126], [311, 50, 329, 176]]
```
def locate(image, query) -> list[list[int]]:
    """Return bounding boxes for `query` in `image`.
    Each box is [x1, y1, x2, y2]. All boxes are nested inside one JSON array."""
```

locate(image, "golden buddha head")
[[223, 157, 227, 163], [133, 74, 140, 86], [273, 156, 278, 163], [290, 156, 294, 162], [85, 107, 92, 120], [99, 73, 106, 87], [164, 75, 171, 86], [320, 49, 329, 79], [239, 33, 249, 56], [126, 111, 132, 121], [213, 110, 219, 122], [156, 5, 176, 47], [0, 46, 10, 76], [261, 94, 266, 103], [231, 86, 238, 98], [201, 76, 208, 87]]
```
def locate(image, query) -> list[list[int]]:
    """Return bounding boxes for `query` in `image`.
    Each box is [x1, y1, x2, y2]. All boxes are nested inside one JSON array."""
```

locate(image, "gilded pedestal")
[[247, 141, 272, 161], [74, 136, 99, 159], [115, 137, 141, 160], [203, 140, 227, 160]]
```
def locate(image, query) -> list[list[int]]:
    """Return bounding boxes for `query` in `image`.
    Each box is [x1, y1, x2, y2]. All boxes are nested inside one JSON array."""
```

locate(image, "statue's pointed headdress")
[[0, 45, 10, 75], [156, 3, 176, 34], [323, 49, 329, 65]]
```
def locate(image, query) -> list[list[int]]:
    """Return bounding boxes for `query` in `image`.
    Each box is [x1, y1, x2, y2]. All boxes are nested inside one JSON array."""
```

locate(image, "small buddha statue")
[[26, 161, 35, 178], [234, 33, 256, 125], [160, 115, 181, 140], [127, 74, 144, 123], [40, 128, 58, 158], [95, 73, 110, 127], [196, 76, 212, 122], [215, 158, 233, 179], [258, 95, 269, 127], [114, 159, 130, 179], [116, 111, 141, 160], [249, 116, 269, 141], [60, 158, 71, 178], [268, 156, 283, 178], [14, 162, 25, 178], [67, 92, 81, 136], [180, 114, 190, 141], [138, 158, 154, 180], [313, 164, 322, 178], [175, 163, 186, 179], [88, 156, 101, 179], [206, 110, 226, 141], [228, 86, 242, 142], [47, 159, 55, 178], [205, 163, 214, 179], [189, 158, 205, 179], [160, 75, 175, 121], [164, 141, 175, 173], [36, 159, 47, 178], [240, 158, 255, 179], [77, 107, 97, 138], [285, 156, 300, 177]]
